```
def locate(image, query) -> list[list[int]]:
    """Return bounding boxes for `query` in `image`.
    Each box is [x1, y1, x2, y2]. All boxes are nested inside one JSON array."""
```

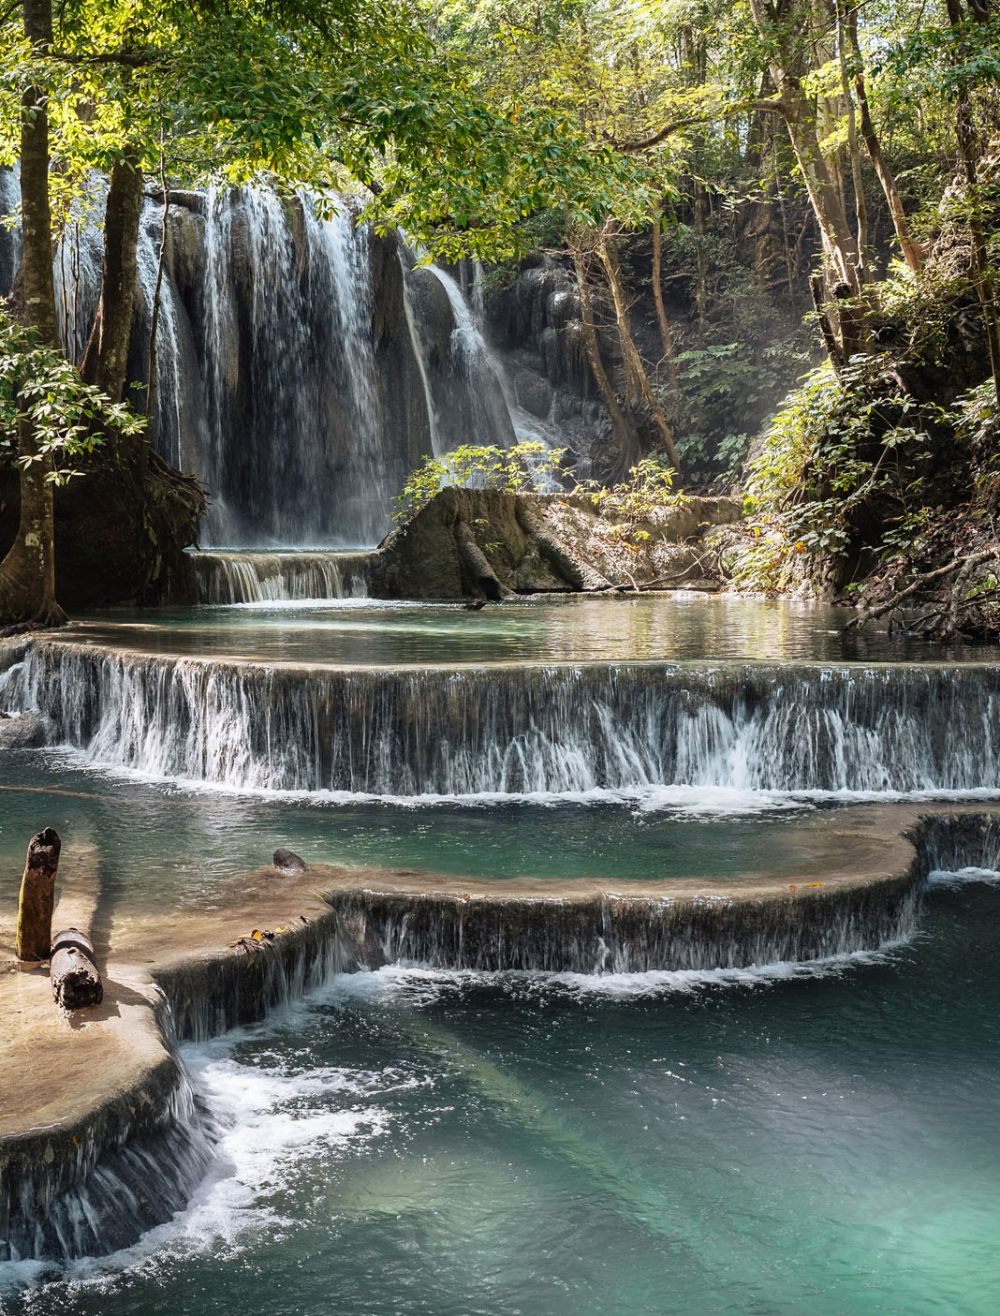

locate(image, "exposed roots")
[[848, 545, 1000, 639]]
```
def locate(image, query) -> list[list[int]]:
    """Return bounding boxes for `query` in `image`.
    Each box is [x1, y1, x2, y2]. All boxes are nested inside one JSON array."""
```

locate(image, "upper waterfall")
[[0, 174, 538, 550]]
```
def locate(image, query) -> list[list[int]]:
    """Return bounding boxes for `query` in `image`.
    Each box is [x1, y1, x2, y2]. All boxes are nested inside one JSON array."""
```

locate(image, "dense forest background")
[[0, 0, 998, 633]]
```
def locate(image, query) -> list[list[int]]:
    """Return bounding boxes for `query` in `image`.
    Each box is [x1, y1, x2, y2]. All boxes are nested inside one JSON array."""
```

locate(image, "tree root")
[[848, 546, 999, 635]]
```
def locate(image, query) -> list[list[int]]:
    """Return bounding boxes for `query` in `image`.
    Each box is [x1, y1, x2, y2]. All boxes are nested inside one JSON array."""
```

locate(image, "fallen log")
[[50, 927, 104, 1010], [15, 828, 61, 962]]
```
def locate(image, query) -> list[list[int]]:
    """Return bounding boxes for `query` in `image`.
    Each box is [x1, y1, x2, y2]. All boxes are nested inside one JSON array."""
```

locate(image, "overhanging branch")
[[610, 99, 786, 154]]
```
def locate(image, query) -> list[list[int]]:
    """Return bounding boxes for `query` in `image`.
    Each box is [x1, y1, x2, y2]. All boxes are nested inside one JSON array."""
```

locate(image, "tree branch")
[[49, 49, 163, 68], [610, 99, 786, 154]]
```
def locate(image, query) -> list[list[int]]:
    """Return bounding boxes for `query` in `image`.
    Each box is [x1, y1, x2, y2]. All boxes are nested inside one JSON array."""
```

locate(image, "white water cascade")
[[6, 644, 1000, 801], [0, 172, 546, 564]]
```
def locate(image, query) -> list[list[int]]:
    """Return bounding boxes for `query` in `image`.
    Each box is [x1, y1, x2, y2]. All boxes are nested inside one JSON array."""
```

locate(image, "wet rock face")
[[407, 265, 456, 368], [0, 709, 51, 748], [10, 630, 1000, 798], [323, 875, 924, 974]]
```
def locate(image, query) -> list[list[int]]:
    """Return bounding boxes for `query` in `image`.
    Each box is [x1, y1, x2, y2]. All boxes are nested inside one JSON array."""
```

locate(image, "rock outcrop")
[[368, 487, 742, 600]]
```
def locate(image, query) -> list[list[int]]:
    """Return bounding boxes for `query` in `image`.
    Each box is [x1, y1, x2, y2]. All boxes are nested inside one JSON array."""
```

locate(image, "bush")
[[394, 441, 565, 521]]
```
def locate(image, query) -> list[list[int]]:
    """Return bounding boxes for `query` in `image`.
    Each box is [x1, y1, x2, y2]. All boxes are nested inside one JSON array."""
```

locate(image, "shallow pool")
[[0, 750, 820, 921], [51, 594, 1000, 666]]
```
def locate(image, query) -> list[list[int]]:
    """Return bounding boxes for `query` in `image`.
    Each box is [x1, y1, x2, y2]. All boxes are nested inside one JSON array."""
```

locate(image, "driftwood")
[[15, 827, 61, 962], [50, 927, 103, 1010]]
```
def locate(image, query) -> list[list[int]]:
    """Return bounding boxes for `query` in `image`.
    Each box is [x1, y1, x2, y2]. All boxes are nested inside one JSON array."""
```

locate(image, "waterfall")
[[52, 184, 105, 365], [190, 549, 372, 603], [426, 265, 563, 483], [0, 165, 21, 297], [7, 641, 1000, 799], [401, 253, 443, 455], [326, 876, 923, 974], [418, 265, 517, 452], [0, 1057, 216, 1264], [0, 176, 552, 552], [194, 189, 395, 546]]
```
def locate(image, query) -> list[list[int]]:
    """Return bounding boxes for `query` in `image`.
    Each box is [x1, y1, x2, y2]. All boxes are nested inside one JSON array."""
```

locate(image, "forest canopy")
[[0, 0, 998, 633]]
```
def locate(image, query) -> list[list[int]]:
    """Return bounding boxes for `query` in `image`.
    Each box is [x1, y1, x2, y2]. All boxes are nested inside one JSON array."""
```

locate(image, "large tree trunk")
[[835, 1, 870, 284], [597, 230, 682, 476], [568, 240, 643, 476], [650, 211, 679, 389], [0, 0, 64, 628], [747, 0, 861, 298], [80, 148, 144, 403], [946, 0, 1000, 402], [844, 4, 924, 273]]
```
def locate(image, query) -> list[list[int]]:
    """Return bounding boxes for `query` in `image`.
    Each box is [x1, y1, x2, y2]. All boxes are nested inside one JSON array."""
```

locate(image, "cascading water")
[[0, 1056, 217, 1265], [194, 188, 394, 546], [189, 549, 372, 604], [420, 266, 517, 453], [0, 176, 541, 558], [52, 183, 105, 365], [6, 642, 1000, 800], [0, 165, 22, 298]]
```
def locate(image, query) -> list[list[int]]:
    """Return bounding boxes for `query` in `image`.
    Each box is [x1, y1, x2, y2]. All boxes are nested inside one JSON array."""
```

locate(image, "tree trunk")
[[597, 231, 683, 476], [50, 928, 104, 1010], [80, 147, 144, 403], [15, 826, 61, 962], [747, 0, 861, 294], [0, 0, 64, 627], [568, 240, 643, 475], [650, 210, 679, 389], [835, 1, 870, 283], [844, 5, 924, 273], [779, 78, 861, 292], [945, 0, 1000, 402]]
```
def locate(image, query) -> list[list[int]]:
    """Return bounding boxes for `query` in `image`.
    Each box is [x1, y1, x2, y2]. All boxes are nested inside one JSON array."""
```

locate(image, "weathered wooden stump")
[[15, 828, 61, 962], [50, 928, 104, 1010]]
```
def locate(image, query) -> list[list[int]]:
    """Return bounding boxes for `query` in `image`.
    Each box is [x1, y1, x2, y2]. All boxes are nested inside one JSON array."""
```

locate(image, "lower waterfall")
[[326, 878, 922, 974], [5, 641, 1000, 798], [0, 1061, 216, 1265]]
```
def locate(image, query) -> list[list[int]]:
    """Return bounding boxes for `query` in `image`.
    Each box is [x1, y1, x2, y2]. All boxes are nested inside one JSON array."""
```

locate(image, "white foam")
[[927, 866, 1000, 888], [310, 942, 906, 1006], [0, 1031, 394, 1301], [31, 746, 1000, 817]]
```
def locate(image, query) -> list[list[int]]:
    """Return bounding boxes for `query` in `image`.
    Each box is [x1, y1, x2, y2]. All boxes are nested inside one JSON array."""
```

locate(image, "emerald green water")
[[0, 751, 813, 919], [3, 590, 997, 1313], [52, 594, 1000, 665], [5, 878, 1000, 1315]]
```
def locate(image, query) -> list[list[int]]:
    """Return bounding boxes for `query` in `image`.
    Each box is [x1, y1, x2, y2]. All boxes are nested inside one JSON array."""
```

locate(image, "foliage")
[[395, 446, 687, 549], [0, 313, 143, 484], [581, 455, 686, 541], [394, 441, 566, 520], [671, 340, 809, 484], [734, 357, 947, 592]]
